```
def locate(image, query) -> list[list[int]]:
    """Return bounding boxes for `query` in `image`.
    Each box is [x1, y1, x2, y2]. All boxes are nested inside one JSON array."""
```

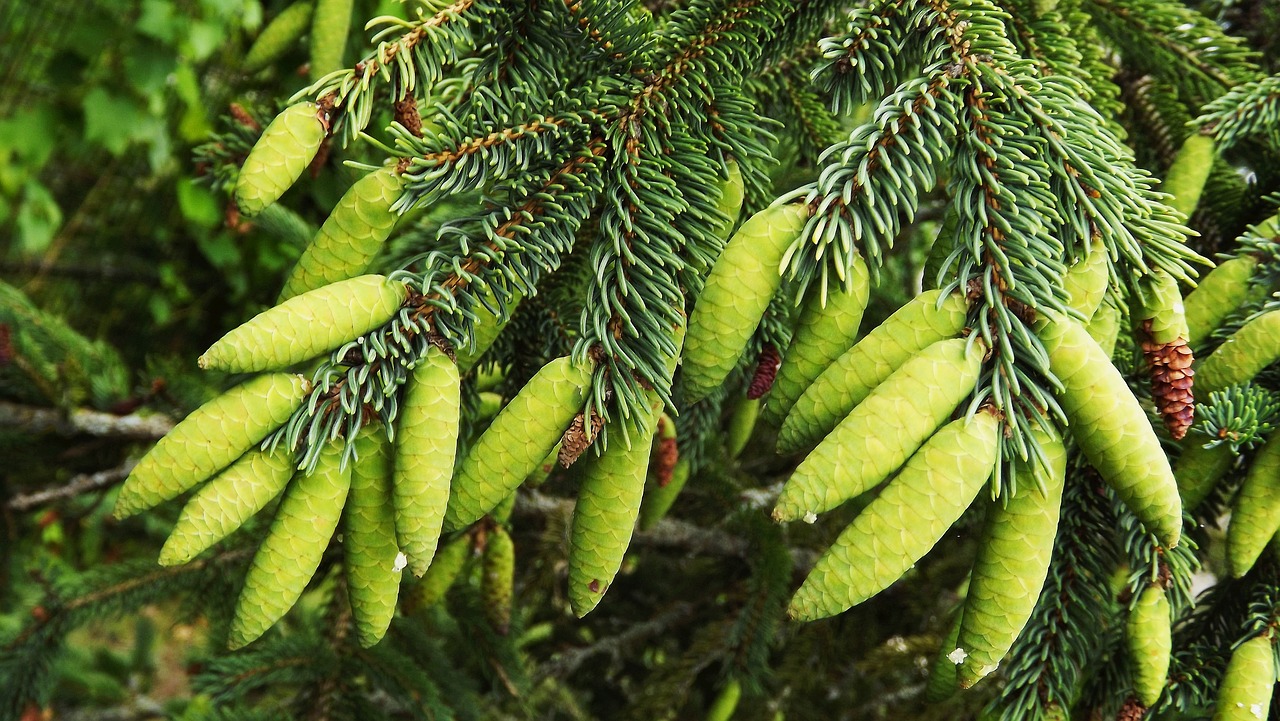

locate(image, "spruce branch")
[[267, 141, 607, 471], [291, 0, 494, 145], [1084, 0, 1258, 102], [556, 0, 656, 67], [778, 68, 959, 297], [1197, 73, 1280, 152], [1192, 384, 1280, 452]]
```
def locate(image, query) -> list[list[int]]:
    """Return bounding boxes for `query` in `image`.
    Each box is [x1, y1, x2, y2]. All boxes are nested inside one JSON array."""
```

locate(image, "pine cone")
[[747, 344, 782, 399], [1116, 696, 1147, 721], [1141, 320, 1195, 440], [558, 411, 605, 467]]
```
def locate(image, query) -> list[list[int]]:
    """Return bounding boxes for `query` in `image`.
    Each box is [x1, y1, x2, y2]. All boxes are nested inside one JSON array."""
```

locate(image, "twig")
[[0, 401, 174, 439], [7, 460, 136, 512]]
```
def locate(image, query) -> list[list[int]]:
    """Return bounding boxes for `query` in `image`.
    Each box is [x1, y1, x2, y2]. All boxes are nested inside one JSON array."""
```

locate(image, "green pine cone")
[[682, 203, 809, 404], [345, 426, 402, 648], [568, 406, 659, 617], [1128, 584, 1172, 707], [1196, 310, 1280, 395], [1063, 243, 1110, 322], [229, 439, 350, 649], [158, 446, 296, 566], [1040, 317, 1183, 547], [1138, 270, 1189, 345], [233, 102, 326, 218], [279, 166, 404, 301], [706, 679, 742, 721], [114, 373, 310, 519], [1184, 256, 1259, 347], [455, 289, 522, 372], [308, 0, 352, 80], [569, 327, 682, 617], [1175, 440, 1234, 512], [243, 1, 313, 73], [1087, 303, 1122, 360], [444, 357, 592, 531], [482, 525, 515, 635], [726, 398, 760, 459], [706, 160, 745, 249], [638, 458, 690, 532], [402, 534, 471, 613], [394, 346, 460, 577], [1162, 134, 1216, 218], [788, 410, 1000, 621], [925, 607, 963, 703], [1212, 635, 1276, 721], [956, 425, 1067, 688], [777, 290, 967, 454], [773, 337, 983, 523], [198, 275, 407, 372], [762, 257, 871, 428], [1228, 431, 1280, 577]]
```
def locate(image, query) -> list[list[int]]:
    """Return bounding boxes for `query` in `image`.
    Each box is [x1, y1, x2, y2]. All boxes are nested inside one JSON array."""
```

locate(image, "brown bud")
[[394, 96, 424, 138], [747, 344, 781, 400], [558, 411, 605, 467], [652, 436, 679, 488]]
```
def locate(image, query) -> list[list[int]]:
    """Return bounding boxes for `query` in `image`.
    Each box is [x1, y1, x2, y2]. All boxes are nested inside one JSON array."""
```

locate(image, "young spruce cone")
[[1141, 320, 1195, 440]]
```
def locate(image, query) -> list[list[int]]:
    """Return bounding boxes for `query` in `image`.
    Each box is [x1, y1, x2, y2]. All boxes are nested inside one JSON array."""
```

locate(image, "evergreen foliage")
[[6, 0, 1280, 719]]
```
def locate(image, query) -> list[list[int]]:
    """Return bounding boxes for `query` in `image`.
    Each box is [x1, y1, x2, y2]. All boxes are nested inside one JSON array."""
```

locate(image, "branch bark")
[[0, 401, 174, 439], [7, 460, 136, 512]]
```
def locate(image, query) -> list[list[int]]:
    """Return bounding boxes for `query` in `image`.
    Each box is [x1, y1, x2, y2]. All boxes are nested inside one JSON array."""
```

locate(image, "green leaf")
[[82, 88, 148, 156]]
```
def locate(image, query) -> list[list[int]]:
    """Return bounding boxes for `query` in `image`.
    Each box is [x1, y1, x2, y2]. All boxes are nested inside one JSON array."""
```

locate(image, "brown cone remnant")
[[747, 344, 782, 400], [558, 411, 605, 467], [1141, 320, 1195, 440]]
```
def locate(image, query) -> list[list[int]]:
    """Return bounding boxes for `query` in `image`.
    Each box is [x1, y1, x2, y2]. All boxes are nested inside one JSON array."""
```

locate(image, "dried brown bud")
[[1141, 320, 1195, 440], [652, 431, 679, 488], [228, 103, 260, 131], [747, 344, 782, 400], [394, 96, 424, 138], [559, 411, 605, 467]]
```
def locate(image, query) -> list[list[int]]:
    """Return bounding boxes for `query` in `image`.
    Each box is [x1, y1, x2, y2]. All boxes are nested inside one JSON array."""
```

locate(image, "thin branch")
[[0, 401, 174, 440], [7, 460, 136, 512]]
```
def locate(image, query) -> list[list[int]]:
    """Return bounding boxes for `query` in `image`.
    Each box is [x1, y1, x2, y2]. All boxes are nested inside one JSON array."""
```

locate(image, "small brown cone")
[[1141, 320, 1195, 440]]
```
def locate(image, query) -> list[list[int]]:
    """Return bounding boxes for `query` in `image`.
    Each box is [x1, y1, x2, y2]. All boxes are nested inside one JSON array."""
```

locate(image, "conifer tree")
[[6, 1, 1280, 719]]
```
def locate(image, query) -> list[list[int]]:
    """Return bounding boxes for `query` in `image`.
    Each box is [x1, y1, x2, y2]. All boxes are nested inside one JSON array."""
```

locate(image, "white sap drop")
[[393, 552, 408, 572], [803, 511, 817, 524], [947, 647, 968, 664]]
